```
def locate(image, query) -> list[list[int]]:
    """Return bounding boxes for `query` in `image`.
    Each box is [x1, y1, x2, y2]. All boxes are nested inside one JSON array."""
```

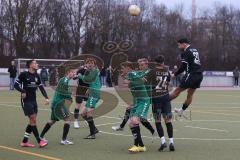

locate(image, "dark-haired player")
[[147, 55, 175, 151], [40, 67, 76, 145], [170, 38, 203, 117], [73, 65, 89, 129], [14, 59, 49, 148]]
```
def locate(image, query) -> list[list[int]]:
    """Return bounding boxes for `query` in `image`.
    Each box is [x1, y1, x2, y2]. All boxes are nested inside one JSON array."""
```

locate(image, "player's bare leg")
[[169, 87, 186, 100], [175, 88, 196, 117]]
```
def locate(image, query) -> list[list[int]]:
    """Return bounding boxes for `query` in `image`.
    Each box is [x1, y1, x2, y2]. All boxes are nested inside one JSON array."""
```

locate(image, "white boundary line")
[[184, 126, 228, 133], [99, 131, 240, 141], [2, 104, 240, 123]]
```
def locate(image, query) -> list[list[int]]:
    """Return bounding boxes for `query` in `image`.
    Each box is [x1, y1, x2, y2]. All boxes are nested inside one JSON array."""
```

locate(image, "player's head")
[[177, 38, 190, 50], [65, 67, 76, 79], [85, 58, 96, 69], [26, 59, 39, 70], [155, 55, 165, 65], [11, 60, 15, 65], [138, 58, 148, 70], [120, 61, 133, 76]]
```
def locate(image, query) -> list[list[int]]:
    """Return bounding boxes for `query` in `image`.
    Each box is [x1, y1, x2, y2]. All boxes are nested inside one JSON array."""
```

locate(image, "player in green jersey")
[[112, 58, 155, 138], [77, 58, 101, 139], [40, 67, 76, 145], [120, 61, 150, 153]]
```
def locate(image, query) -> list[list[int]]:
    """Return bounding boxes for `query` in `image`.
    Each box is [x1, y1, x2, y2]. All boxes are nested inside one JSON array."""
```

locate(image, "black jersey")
[[77, 67, 89, 87], [14, 71, 48, 101], [147, 65, 171, 98], [175, 45, 203, 76]]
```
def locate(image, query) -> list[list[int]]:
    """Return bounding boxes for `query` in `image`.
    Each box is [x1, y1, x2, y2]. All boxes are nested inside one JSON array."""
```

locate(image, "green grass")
[[0, 89, 240, 160]]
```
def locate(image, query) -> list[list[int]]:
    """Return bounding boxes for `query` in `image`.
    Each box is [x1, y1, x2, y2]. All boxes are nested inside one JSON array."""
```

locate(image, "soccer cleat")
[[74, 121, 80, 129], [112, 125, 124, 131], [39, 140, 48, 148], [169, 143, 175, 151], [174, 108, 183, 117], [40, 137, 48, 143], [84, 134, 96, 139], [158, 143, 167, 151], [20, 142, 35, 147], [128, 145, 140, 153], [60, 139, 74, 145], [138, 146, 147, 152]]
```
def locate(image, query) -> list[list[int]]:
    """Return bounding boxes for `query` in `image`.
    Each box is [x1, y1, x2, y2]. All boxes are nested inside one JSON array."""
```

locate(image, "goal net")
[[15, 58, 84, 86]]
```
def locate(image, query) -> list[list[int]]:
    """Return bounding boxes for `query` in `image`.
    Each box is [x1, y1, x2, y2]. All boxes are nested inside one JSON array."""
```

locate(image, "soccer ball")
[[128, 5, 141, 16]]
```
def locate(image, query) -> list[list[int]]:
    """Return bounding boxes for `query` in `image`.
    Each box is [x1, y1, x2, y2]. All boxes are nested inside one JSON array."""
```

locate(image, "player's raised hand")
[[44, 98, 50, 105]]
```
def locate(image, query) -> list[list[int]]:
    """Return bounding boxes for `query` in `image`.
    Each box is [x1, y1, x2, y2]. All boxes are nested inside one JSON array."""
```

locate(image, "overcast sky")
[[154, 0, 240, 18], [156, 0, 240, 10]]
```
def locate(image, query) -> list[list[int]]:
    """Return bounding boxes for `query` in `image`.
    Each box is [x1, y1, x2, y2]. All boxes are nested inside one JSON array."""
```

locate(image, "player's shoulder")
[[18, 71, 28, 77]]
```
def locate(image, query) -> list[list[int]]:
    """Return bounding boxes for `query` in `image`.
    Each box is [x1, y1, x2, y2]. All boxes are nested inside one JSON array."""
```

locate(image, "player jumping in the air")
[[120, 61, 150, 153], [147, 55, 175, 151], [73, 65, 89, 129], [76, 58, 100, 139], [40, 67, 76, 145], [170, 38, 203, 117], [14, 59, 49, 148], [112, 58, 155, 137]]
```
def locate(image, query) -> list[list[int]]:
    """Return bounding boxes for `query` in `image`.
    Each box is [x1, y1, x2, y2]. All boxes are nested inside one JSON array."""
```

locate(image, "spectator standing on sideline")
[[8, 60, 17, 90], [233, 66, 239, 87], [100, 67, 106, 87], [40, 67, 49, 86], [106, 66, 112, 87]]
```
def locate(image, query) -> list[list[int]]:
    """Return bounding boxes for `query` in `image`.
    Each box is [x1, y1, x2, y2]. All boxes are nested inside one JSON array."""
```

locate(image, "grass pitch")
[[0, 88, 240, 160]]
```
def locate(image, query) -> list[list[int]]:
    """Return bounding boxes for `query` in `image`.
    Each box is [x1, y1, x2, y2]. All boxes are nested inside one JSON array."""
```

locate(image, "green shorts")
[[86, 96, 99, 109], [130, 98, 150, 119], [51, 99, 71, 121]]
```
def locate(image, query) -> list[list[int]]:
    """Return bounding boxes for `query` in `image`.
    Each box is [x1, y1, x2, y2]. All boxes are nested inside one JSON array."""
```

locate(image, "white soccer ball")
[[128, 5, 141, 16]]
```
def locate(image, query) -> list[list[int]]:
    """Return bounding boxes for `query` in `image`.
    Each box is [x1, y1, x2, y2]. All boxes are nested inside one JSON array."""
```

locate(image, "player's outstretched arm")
[[39, 85, 50, 105]]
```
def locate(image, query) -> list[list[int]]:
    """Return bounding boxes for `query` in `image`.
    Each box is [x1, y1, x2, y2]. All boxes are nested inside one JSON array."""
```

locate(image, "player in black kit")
[[170, 38, 203, 117], [14, 59, 49, 148], [147, 55, 175, 152], [73, 65, 89, 128]]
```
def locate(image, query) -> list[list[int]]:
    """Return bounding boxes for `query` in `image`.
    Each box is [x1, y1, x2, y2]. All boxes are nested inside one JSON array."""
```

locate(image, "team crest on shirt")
[[35, 77, 38, 82]]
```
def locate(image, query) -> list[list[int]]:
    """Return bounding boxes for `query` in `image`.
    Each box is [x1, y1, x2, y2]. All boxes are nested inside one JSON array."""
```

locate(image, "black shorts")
[[21, 100, 38, 116], [152, 94, 172, 120], [179, 73, 203, 89], [75, 86, 88, 103], [75, 96, 88, 104]]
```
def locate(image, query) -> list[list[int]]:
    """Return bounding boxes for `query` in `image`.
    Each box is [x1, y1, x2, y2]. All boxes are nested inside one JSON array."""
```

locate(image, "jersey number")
[[156, 76, 168, 90], [193, 52, 201, 65]]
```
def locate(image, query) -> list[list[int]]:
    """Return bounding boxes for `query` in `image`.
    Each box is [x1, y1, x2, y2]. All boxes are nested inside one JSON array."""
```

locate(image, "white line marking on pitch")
[[99, 131, 240, 141], [184, 126, 228, 133], [95, 122, 120, 127], [2, 104, 240, 124]]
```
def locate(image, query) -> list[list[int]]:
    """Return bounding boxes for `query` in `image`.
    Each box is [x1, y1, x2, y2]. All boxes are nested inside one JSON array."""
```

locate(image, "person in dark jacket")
[[233, 66, 239, 87], [40, 67, 49, 86], [8, 61, 17, 90]]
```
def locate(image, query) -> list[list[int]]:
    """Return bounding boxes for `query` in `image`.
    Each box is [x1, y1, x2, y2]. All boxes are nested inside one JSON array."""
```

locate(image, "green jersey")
[[51, 77, 71, 107], [127, 70, 150, 99], [78, 68, 101, 98]]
